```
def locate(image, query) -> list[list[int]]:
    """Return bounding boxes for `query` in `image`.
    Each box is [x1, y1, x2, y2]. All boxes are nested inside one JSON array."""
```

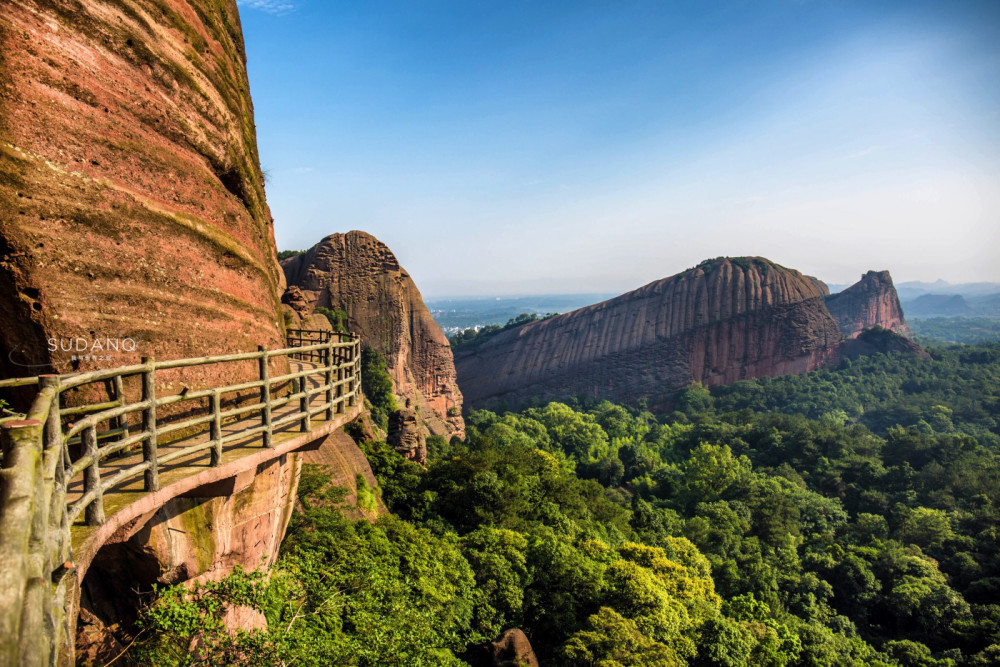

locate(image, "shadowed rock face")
[[0, 0, 284, 389], [282, 231, 464, 437], [825, 270, 912, 339], [455, 257, 845, 410], [78, 452, 301, 661]]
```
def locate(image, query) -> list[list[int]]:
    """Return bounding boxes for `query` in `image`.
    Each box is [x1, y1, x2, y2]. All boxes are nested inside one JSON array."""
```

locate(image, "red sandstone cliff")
[[0, 0, 285, 392], [0, 2, 313, 660], [454, 257, 846, 409], [825, 270, 913, 339], [282, 231, 464, 437]]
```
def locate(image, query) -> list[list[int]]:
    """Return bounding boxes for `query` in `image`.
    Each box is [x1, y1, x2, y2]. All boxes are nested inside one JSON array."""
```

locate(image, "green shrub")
[[361, 347, 397, 429], [355, 473, 378, 513], [315, 306, 349, 333]]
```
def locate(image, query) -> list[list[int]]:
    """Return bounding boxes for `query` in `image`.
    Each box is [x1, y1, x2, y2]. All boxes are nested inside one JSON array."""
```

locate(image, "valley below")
[[0, 0, 996, 665]]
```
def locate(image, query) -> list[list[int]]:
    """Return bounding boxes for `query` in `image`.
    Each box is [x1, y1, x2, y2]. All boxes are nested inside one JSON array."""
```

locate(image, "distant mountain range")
[[902, 293, 1000, 318], [894, 280, 1000, 300], [827, 280, 1000, 319]]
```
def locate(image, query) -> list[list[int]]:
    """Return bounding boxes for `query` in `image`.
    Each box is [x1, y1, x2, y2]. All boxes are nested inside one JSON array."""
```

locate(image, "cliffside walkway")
[[0, 329, 363, 665]]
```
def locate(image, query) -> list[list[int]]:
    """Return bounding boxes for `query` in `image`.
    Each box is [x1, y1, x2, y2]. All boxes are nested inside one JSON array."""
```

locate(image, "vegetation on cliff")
[[449, 312, 557, 349], [316, 306, 350, 333], [361, 347, 398, 430], [132, 342, 1000, 665]]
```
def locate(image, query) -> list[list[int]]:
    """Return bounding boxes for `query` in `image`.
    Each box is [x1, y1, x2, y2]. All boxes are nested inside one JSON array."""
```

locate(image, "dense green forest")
[[132, 343, 1000, 665], [909, 318, 1000, 345]]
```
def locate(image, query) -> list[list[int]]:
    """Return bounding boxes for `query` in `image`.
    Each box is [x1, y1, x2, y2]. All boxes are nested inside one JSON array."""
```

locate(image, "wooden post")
[[38, 375, 64, 494], [338, 342, 343, 413], [141, 357, 158, 491], [39, 376, 60, 452], [82, 424, 104, 526], [299, 375, 311, 432], [349, 338, 360, 407], [113, 374, 129, 441], [259, 346, 272, 447], [0, 418, 43, 667], [326, 342, 336, 420], [210, 390, 222, 466]]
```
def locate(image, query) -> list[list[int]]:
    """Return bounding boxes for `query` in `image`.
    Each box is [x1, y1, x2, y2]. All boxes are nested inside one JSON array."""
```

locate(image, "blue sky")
[[237, 0, 1000, 297]]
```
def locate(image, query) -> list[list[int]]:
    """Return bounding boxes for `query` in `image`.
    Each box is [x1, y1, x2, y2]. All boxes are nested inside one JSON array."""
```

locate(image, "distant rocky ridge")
[[454, 257, 920, 410], [282, 231, 464, 440], [825, 271, 912, 338]]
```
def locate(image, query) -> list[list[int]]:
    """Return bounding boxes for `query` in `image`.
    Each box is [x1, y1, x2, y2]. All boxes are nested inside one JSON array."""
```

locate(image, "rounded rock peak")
[[674, 256, 828, 302]]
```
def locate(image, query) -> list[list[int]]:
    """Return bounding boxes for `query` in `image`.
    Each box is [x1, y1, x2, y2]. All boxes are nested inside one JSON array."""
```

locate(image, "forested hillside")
[[132, 343, 1000, 665]]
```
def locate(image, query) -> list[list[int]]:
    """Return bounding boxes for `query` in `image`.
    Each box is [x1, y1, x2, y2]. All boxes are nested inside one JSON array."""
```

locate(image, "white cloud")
[[237, 0, 296, 15], [845, 146, 879, 160]]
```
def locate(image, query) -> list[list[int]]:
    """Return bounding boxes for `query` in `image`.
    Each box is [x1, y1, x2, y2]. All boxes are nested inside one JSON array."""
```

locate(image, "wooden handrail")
[[1, 330, 363, 533]]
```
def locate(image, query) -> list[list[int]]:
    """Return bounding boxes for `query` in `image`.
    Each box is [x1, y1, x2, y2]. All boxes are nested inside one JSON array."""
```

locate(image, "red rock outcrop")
[[78, 451, 302, 655], [490, 628, 539, 667], [282, 231, 464, 438], [388, 407, 427, 464], [825, 270, 913, 339], [300, 428, 389, 519], [0, 0, 285, 393], [454, 258, 849, 409]]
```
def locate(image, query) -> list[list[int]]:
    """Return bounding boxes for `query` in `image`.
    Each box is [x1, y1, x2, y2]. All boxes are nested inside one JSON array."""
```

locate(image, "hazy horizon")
[[421, 275, 1000, 302], [239, 0, 1000, 298]]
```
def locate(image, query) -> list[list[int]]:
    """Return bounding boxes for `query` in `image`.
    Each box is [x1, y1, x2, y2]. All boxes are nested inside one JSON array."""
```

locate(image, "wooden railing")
[[286, 327, 337, 363], [0, 329, 362, 664], [0, 329, 361, 527]]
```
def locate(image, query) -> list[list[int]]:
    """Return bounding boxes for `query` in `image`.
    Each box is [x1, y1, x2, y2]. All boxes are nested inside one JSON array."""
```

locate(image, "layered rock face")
[[0, 0, 285, 391], [300, 429, 389, 519], [455, 260, 919, 410], [0, 2, 303, 659], [388, 408, 427, 464], [78, 452, 301, 660], [455, 258, 845, 409], [282, 231, 464, 438], [825, 270, 913, 339]]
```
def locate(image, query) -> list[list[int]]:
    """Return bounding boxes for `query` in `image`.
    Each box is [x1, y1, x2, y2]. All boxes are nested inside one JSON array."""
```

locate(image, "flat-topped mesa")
[[825, 270, 913, 339], [282, 231, 464, 438], [0, 0, 285, 391], [454, 257, 845, 410]]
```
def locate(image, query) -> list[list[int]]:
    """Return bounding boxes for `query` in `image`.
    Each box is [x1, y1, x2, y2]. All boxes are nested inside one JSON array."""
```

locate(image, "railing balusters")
[[6, 329, 362, 533], [113, 374, 129, 441], [259, 346, 273, 447], [332, 338, 339, 421], [210, 390, 222, 466], [40, 376, 61, 456], [141, 357, 158, 491], [299, 375, 311, 432], [335, 342, 345, 416], [349, 338, 360, 406], [82, 424, 104, 526]]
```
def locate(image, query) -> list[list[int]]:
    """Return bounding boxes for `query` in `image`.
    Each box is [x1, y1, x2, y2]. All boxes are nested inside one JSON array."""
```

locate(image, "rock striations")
[[825, 270, 913, 339], [0, 0, 285, 389], [0, 2, 361, 660], [282, 231, 464, 438], [455, 257, 917, 410]]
